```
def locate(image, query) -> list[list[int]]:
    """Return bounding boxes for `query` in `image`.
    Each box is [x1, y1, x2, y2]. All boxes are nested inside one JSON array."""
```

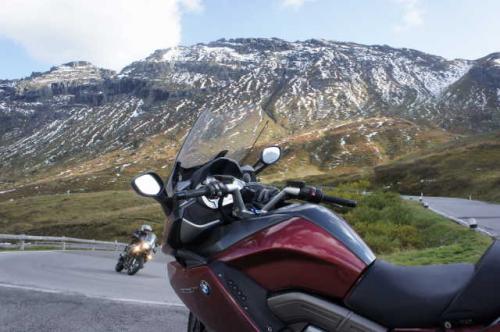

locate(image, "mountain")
[[1, 38, 499, 188]]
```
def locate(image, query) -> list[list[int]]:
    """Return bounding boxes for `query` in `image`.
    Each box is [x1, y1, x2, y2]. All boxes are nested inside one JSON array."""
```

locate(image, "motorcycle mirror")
[[131, 172, 164, 197], [261, 146, 281, 165]]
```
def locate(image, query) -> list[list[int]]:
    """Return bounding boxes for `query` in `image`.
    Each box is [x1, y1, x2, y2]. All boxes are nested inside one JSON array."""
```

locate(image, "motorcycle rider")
[[122, 224, 157, 267], [131, 224, 156, 244]]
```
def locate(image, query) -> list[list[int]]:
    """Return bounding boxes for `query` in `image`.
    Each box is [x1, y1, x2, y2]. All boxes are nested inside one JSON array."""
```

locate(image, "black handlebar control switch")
[[286, 180, 306, 188]]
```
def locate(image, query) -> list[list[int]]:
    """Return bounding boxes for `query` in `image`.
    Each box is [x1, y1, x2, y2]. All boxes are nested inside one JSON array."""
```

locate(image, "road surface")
[[406, 196, 500, 237], [0, 250, 188, 331]]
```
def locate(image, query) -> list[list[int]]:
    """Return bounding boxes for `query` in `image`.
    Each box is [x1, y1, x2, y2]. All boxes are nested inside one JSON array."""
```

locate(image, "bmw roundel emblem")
[[199, 280, 211, 295]]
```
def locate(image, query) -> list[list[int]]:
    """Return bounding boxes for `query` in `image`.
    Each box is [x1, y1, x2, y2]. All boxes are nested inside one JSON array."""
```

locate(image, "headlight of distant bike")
[[131, 245, 141, 254], [140, 242, 151, 251]]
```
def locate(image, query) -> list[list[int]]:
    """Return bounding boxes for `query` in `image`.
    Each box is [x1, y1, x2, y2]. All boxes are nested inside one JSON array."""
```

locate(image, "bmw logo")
[[199, 280, 211, 296]]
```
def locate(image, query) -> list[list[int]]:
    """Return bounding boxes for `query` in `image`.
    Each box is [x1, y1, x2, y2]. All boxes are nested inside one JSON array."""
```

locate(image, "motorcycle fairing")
[[215, 217, 368, 299], [188, 203, 375, 265], [186, 213, 292, 256], [168, 260, 284, 332], [165, 158, 245, 248], [270, 203, 375, 265]]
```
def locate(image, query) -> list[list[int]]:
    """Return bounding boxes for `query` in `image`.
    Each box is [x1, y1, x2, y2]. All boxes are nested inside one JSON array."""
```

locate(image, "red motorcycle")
[[131, 104, 500, 332]]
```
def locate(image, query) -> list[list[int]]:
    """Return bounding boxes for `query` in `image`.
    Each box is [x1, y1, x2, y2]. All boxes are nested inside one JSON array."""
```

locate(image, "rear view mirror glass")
[[261, 146, 281, 165], [132, 173, 164, 197]]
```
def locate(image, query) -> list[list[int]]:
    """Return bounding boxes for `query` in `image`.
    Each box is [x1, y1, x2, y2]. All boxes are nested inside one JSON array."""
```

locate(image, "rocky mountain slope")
[[1, 38, 499, 186]]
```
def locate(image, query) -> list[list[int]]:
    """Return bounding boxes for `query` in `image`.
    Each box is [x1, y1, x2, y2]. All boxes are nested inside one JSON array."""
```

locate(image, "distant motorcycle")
[[115, 226, 157, 275]]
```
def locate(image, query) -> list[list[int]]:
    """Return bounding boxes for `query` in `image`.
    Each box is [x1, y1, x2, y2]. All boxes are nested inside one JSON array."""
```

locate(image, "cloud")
[[0, 0, 202, 71], [394, 0, 424, 32], [180, 0, 204, 12], [280, 0, 313, 10]]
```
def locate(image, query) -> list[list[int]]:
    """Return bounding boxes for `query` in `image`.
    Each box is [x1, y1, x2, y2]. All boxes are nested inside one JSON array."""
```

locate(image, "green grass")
[[325, 182, 492, 265], [373, 134, 500, 203], [0, 190, 164, 242]]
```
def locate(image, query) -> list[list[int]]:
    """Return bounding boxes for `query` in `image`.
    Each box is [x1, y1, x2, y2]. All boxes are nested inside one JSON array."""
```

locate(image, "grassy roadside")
[[373, 135, 500, 203], [0, 190, 164, 242], [326, 182, 492, 265]]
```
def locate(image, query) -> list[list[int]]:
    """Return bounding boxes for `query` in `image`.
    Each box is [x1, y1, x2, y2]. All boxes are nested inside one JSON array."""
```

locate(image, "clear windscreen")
[[175, 103, 266, 169]]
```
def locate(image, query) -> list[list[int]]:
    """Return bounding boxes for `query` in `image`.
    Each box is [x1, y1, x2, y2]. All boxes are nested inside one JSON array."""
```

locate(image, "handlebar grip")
[[297, 186, 357, 208], [174, 187, 210, 200], [322, 194, 357, 208]]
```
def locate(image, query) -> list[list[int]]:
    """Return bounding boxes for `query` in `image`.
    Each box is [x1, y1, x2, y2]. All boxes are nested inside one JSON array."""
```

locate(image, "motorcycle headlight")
[[141, 242, 151, 250], [131, 245, 141, 253], [146, 253, 153, 261]]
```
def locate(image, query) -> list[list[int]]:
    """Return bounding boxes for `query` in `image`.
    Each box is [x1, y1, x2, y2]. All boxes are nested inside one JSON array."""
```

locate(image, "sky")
[[1, 0, 499, 79]]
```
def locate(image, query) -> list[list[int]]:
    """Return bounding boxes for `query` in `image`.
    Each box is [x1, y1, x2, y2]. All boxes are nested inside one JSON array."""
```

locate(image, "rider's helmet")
[[140, 224, 153, 232]]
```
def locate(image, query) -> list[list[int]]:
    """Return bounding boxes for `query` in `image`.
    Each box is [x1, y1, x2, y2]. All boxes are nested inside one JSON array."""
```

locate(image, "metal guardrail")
[[0, 234, 127, 251]]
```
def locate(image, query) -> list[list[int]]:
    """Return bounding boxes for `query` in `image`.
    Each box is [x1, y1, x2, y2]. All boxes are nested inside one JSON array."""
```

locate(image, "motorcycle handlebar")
[[174, 187, 210, 200], [297, 185, 357, 208], [174, 182, 357, 208], [321, 194, 357, 208]]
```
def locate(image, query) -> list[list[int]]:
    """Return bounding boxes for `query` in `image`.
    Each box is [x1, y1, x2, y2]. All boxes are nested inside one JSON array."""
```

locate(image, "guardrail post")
[[62, 236, 66, 251], [92, 239, 96, 251], [18, 234, 26, 251], [114, 240, 118, 251]]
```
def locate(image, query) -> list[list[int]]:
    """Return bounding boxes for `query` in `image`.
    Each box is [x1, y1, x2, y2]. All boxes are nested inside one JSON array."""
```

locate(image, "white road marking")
[[0, 282, 185, 307]]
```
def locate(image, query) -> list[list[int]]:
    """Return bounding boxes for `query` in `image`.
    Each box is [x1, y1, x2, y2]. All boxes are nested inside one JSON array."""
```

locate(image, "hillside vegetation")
[[0, 191, 164, 241], [373, 133, 500, 202], [325, 182, 492, 265]]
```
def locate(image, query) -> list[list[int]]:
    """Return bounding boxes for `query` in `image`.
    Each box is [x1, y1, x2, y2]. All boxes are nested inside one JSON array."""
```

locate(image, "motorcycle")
[[115, 235, 155, 275], [130, 104, 500, 331]]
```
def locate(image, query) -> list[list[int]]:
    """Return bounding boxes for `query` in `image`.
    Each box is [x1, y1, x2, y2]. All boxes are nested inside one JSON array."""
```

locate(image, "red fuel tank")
[[215, 216, 369, 299]]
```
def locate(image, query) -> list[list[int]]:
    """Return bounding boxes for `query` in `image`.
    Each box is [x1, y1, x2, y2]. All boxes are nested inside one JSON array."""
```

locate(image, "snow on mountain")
[[0, 38, 498, 178]]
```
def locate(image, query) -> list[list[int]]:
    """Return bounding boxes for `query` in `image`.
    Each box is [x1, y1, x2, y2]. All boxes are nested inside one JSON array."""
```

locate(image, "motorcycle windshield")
[[175, 103, 266, 169]]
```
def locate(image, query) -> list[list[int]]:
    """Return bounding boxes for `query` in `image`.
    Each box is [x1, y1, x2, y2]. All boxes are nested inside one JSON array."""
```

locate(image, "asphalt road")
[[406, 196, 500, 237], [0, 250, 188, 332]]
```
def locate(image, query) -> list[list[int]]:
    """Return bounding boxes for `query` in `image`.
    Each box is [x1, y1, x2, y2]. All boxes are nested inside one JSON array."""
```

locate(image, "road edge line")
[[0, 282, 185, 308], [427, 205, 496, 237]]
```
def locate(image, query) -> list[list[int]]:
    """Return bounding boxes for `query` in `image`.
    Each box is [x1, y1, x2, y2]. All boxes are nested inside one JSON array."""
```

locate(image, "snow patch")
[[0, 189, 16, 195]]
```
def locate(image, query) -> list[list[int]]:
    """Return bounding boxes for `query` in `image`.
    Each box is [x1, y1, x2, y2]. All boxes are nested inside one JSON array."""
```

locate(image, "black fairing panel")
[[210, 261, 285, 332], [441, 240, 500, 324], [345, 260, 474, 328], [189, 157, 243, 188], [191, 214, 290, 257]]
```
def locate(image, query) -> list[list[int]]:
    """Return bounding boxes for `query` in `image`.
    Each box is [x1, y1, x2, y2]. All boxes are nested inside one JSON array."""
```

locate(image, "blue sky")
[[1, 0, 499, 79]]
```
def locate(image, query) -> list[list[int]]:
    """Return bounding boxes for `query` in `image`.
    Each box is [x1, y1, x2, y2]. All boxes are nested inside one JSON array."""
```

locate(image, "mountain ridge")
[[0, 38, 499, 184]]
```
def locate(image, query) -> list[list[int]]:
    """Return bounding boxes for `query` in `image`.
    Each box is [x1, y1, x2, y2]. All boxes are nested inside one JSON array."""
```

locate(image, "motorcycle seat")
[[345, 241, 500, 328], [441, 240, 500, 324]]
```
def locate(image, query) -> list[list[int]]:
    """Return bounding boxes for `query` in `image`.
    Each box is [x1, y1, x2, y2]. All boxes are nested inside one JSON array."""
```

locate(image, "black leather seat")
[[345, 241, 500, 328], [442, 241, 500, 324]]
